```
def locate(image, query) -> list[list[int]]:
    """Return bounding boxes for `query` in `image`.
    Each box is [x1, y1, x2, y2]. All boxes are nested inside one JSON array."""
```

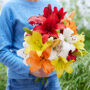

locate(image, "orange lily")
[[62, 11, 77, 35], [66, 20, 77, 35], [26, 47, 54, 74]]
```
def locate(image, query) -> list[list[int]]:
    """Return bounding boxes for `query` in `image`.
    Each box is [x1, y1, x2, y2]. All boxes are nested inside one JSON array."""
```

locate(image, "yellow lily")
[[24, 31, 51, 56], [73, 48, 88, 56], [51, 56, 73, 78], [74, 33, 85, 49]]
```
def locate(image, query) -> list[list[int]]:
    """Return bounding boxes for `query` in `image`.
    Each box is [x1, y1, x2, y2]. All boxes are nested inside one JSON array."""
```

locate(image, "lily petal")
[[42, 34, 49, 44], [65, 61, 73, 73], [49, 48, 58, 60], [42, 60, 54, 74], [28, 16, 46, 25]]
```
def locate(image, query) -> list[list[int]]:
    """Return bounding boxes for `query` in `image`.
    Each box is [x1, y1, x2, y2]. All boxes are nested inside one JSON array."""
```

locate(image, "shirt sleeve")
[[0, 5, 30, 77]]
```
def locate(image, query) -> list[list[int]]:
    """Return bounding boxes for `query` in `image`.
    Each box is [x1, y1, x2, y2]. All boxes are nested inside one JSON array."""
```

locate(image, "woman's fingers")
[[39, 68, 50, 77], [30, 69, 50, 77]]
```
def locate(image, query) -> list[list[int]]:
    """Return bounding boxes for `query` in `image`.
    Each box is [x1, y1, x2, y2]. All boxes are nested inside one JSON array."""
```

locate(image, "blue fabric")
[[6, 75, 61, 90], [0, 0, 61, 79]]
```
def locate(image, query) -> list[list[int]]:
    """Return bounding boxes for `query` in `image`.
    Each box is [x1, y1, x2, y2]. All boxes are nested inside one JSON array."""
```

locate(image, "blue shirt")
[[0, 0, 60, 79]]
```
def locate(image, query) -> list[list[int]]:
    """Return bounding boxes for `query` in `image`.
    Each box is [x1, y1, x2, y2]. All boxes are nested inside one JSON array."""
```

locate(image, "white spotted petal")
[[49, 48, 58, 60], [59, 28, 77, 44], [57, 42, 75, 58]]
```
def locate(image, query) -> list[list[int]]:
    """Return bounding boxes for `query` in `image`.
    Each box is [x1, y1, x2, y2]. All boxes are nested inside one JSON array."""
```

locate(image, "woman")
[[0, 0, 61, 90]]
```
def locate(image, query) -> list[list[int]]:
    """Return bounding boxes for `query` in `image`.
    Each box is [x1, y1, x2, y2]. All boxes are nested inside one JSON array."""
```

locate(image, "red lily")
[[67, 50, 77, 61], [33, 13, 65, 43], [28, 4, 66, 26], [43, 4, 52, 18], [53, 7, 67, 23], [28, 4, 52, 25], [28, 16, 46, 25]]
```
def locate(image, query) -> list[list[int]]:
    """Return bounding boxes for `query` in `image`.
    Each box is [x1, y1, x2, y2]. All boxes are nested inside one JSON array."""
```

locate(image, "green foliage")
[[0, 64, 7, 90], [60, 51, 90, 90]]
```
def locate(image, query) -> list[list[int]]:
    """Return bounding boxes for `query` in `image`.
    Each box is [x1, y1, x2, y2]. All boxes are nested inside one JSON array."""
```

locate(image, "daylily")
[[57, 41, 75, 58], [17, 42, 30, 65], [53, 7, 67, 23], [62, 11, 77, 35], [23, 41, 29, 48], [67, 50, 76, 61], [59, 28, 77, 44], [48, 39, 61, 60], [73, 49, 88, 56], [49, 48, 58, 60], [17, 41, 29, 59], [67, 11, 76, 21], [27, 4, 52, 26], [49, 28, 76, 59], [51, 56, 73, 78], [17, 48, 29, 59], [43, 4, 52, 18], [24, 31, 51, 56], [43, 4, 67, 23], [74, 33, 85, 49], [26, 47, 54, 74], [62, 19, 77, 35], [33, 13, 65, 43], [56, 28, 76, 58], [28, 16, 46, 25]]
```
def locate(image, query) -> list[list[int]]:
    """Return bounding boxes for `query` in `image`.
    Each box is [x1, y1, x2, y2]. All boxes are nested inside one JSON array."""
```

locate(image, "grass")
[[60, 51, 90, 90], [0, 28, 90, 90], [0, 64, 7, 90]]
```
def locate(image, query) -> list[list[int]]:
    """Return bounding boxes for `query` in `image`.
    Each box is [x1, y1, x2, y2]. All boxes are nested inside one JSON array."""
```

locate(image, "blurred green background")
[[0, 0, 90, 90]]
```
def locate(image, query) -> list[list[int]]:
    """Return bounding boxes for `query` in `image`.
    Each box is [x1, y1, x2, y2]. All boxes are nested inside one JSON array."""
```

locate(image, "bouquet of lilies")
[[17, 4, 88, 78]]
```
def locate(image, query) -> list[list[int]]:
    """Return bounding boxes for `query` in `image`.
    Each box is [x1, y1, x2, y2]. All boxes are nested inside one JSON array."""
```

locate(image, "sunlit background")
[[0, 0, 90, 90]]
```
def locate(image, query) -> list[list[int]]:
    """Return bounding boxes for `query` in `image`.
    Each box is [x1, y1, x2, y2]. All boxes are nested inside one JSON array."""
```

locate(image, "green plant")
[[0, 64, 7, 90], [60, 51, 90, 90]]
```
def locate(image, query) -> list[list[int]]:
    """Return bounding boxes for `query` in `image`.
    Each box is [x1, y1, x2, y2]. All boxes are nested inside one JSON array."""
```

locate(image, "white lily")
[[57, 28, 77, 58], [57, 41, 75, 58], [49, 28, 77, 59], [17, 41, 30, 65], [17, 48, 29, 66], [48, 48, 58, 60], [17, 48, 29, 59], [59, 28, 77, 44], [23, 41, 29, 48]]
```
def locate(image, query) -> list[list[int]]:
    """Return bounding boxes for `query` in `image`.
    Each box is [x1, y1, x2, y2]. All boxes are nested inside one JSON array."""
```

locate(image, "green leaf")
[[41, 77, 47, 85], [41, 78, 45, 85], [34, 78, 41, 82], [44, 77, 47, 84], [24, 27, 32, 35], [57, 29, 60, 34]]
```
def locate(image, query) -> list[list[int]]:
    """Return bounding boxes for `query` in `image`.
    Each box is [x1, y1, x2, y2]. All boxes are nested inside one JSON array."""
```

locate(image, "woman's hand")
[[30, 68, 49, 77]]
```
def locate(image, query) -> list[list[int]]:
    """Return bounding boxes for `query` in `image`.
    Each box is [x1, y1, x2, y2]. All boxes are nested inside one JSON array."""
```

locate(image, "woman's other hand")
[[30, 68, 49, 77]]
